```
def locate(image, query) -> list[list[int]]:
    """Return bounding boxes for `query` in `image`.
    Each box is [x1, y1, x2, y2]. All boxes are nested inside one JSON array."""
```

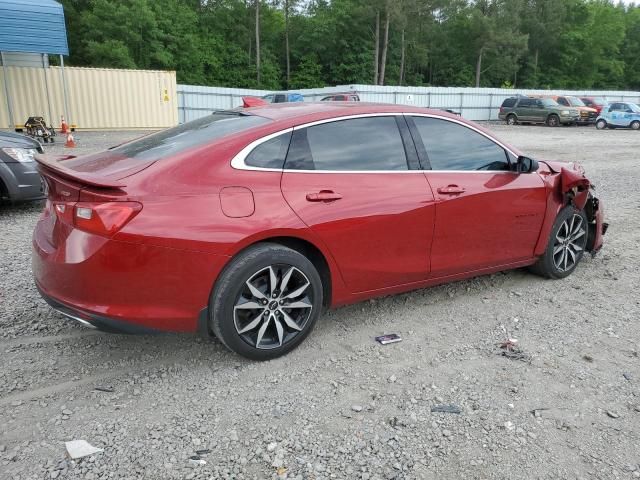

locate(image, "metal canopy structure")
[[0, 0, 69, 128]]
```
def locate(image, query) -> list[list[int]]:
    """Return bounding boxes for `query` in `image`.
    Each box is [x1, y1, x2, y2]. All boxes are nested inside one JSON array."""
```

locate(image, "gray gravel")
[[1, 125, 639, 479]]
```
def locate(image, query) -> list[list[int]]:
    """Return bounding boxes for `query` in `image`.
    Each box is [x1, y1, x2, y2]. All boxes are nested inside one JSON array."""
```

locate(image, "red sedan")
[[33, 103, 606, 360]]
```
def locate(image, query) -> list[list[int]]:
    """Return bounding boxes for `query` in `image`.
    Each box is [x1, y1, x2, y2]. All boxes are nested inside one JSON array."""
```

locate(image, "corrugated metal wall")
[[0, 66, 178, 129], [178, 84, 640, 122]]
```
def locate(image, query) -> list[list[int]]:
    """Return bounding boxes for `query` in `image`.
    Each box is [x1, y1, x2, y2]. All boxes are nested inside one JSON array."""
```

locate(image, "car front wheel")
[[531, 206, 588, 279], [631, 120, 640, 130], [546, 114, 560, 127], [210, 243, 323, 360]]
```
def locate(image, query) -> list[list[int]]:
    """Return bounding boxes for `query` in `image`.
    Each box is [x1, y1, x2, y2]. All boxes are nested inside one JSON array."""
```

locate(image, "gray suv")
[[0, 131, 45, 203], [499, 96, 580, 127]]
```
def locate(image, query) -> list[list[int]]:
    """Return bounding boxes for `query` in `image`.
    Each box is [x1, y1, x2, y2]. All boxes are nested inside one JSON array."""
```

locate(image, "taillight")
[[73, 202, 142, 237]]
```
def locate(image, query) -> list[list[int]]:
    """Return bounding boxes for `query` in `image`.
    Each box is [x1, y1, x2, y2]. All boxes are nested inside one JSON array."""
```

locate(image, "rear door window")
[[411, 117, 510, 171], [111, 113, 270, 161], [285, 117, 408, 171], [518, 98, 533, 107]]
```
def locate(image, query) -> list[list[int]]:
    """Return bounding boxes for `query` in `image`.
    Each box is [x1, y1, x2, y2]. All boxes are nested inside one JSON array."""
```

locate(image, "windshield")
[[566, 97, 586, 107], [541, 98, 558, 107], [629, 103, 640, 113], [111, 112, 270, 161]]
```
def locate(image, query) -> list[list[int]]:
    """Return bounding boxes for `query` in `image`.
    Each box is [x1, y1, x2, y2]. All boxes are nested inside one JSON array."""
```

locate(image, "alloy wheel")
[[233, 265, 313, 350], [552, 213, 587, 272]]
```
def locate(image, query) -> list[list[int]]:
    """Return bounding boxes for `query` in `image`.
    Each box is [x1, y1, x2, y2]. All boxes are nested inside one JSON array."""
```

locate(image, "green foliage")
[[59, 0, 640, 90]]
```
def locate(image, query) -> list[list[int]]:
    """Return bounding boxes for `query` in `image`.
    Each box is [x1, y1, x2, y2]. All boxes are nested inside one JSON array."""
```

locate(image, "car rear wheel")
[[595, 119, 607, 130], [631, 121, 640, 130], [210, 243, 323, 360], [506, 114, 517, 126], [546, 114, 560, 127], [530, 206, 588, 279]]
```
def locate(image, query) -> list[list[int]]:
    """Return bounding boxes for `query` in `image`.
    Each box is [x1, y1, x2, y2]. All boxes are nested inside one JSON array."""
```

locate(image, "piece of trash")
[[351, 405, 363, 412], [188, 456, 206, 467], [623, 373, 632, 381], [65, 440, 103, 459], [375, 333, 402, 345], [530, 408, 549, 418], [582, 354, 594, 363], [195, 449, 211, 455], [94, 385, 114, 393], [606, 410, 620, 419], [276, 467, 287, 476], [431, 404, 462, 414], [499, 338, 519, 351], [497, 338, 530, 362]]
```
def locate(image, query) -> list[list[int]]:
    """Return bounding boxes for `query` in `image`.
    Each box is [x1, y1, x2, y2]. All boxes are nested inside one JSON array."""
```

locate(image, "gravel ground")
[[0, 124, 638, 480]]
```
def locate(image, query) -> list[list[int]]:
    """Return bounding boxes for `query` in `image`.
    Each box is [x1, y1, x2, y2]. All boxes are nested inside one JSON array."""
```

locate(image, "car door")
[[515, 98, 533, 121], [407, 115, 547, 276], [280, 115, 436, 293], [608, 103, 626, 126]]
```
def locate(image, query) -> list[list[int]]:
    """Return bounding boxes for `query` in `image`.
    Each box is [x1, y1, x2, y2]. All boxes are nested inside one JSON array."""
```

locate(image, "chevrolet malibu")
[[33, 103, 606, 360]]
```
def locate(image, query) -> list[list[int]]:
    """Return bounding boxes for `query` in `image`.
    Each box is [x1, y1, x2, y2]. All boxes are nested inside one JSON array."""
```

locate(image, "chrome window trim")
[[230, 112, 519, 174]]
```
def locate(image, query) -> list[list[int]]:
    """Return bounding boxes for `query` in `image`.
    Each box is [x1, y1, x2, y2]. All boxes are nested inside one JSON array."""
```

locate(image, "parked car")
[[33, 103, 606, 360], [595, 102, 640, 130], [261, 92, 304, 103], [544, 96, 597, 125], [0, 130, 45, 204], [320, 93, 360, 101], [499, 96, 580, 126], [580, 96, 608, 115]]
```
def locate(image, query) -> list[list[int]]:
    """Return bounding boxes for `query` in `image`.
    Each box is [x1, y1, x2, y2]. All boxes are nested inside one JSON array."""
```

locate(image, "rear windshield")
[[112, 112, 270, 161]]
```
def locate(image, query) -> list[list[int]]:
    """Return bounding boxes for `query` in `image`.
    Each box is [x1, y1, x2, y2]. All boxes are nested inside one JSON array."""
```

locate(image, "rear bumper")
[[33, 217, 230, 333], [37, 285, 161, 334]]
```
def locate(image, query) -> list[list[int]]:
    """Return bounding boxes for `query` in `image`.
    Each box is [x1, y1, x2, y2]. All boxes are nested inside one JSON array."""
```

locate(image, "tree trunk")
[[533, 48, 539, 79], [285, 0, 290, 87], [379, 6, 390, 86], [399, 29, 405, 86], [256, 0, 261, 86], [475, 47, 483, 88], [373, 11, 380, 85]]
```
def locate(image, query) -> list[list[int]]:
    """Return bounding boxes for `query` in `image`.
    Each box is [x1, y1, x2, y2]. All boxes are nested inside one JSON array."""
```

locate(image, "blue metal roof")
[[0, 0, 69, 55]]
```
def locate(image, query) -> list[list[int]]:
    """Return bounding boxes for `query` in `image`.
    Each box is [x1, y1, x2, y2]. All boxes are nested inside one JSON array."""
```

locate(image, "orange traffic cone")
[[64, 132, 76, 148], [60, 116, 69, 134]]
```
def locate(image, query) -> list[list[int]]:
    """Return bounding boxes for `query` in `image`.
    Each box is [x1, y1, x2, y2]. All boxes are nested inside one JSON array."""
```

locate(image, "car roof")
[[243, 101, 462, 124]]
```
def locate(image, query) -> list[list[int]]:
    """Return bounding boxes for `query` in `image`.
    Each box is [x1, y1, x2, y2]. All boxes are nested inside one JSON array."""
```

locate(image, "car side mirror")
[[517, 156, 538, 173]]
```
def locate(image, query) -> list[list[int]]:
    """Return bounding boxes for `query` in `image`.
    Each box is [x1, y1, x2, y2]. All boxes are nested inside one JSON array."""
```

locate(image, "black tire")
[[506, 114, 517, 126], [631, 120, 640, 131], [530, 206, 588, 279], [546, 114, 560, 127], [210, 243, 323, 360], [595, 119, 607, 130]]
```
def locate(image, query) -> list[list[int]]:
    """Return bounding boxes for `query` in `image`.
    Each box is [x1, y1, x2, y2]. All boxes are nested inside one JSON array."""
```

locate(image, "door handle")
[[437, 185, 466, 194], [306, 190, 343, 202]]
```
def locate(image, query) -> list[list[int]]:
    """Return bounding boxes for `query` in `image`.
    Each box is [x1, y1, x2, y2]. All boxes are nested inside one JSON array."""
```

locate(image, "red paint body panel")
[[281, 172, 435, 292], [425, 171, 547, 275], [32, 103, 605, 333]]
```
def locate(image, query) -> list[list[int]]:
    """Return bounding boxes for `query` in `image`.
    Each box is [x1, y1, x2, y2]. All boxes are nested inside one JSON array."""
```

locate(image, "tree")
[[256, 0, 261, 86]]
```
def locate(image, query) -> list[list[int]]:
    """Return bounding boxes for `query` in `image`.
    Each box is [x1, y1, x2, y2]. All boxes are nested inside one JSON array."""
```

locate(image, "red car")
[[580, 97, 608, 115], [33, 103, 606, 360]]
